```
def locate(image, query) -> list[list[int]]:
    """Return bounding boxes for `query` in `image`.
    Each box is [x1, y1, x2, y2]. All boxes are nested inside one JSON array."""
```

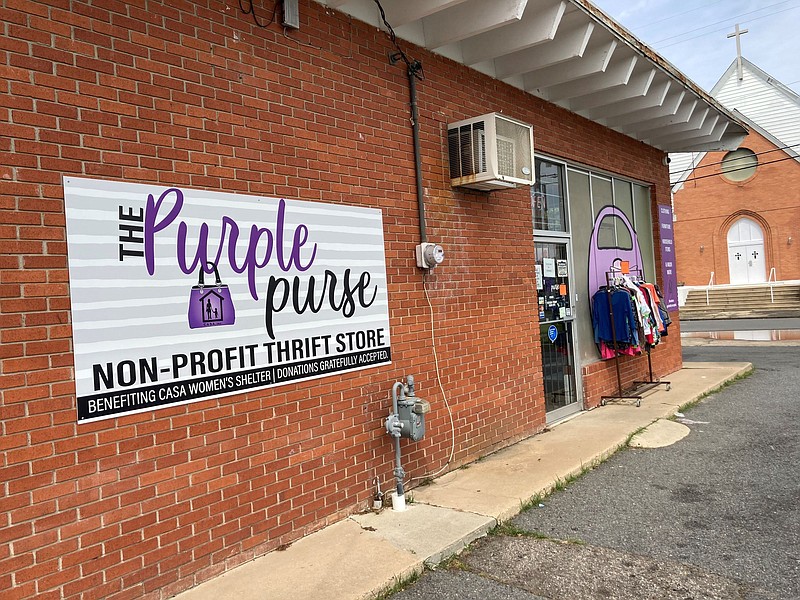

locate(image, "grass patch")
[[492, 522, 586, 546], [519, 492, 546, 512], [439, 553, 470, 571], [623, 425, 649, 447], [553, 461, 599, 489], [492, 522, 550, 539], [552, 476, 571, 492], [564, 538, 586, 545], [516, 459, 606, 513], [372, 570, 422, 600]]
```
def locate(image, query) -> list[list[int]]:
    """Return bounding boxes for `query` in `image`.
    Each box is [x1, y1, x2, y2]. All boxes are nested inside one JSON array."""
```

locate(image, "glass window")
[[633, 184, 656, 282], [567, 169, 596, 364], [591, 175, 613, 218], [721, 148, 757, 182], [564, 168, 657, 365], [597, 215, 632, 249], [613, 179, 633, 215], [613, 179, 633, 246], [532, 159, 567, 232]]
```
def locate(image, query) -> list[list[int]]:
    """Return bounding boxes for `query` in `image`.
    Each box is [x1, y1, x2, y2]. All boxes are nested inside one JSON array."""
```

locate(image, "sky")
[[591, 0, 800, 94]]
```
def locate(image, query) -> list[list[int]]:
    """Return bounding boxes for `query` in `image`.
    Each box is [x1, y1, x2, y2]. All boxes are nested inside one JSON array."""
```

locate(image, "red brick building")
[[672, 58, 800, 285], [673, 127, 800, 285], [1, 1, 745, 598]]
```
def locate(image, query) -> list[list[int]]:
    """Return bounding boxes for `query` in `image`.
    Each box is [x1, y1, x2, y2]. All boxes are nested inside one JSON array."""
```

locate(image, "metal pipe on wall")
[[407, 61, 427, 244]]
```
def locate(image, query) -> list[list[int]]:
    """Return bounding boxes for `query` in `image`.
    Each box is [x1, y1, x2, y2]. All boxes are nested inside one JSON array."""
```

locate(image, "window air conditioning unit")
[[447, 113, 534, 191]]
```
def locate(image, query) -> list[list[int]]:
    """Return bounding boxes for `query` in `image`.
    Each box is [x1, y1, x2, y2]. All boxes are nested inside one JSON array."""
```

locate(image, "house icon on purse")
[[198, 289, 227, 324]]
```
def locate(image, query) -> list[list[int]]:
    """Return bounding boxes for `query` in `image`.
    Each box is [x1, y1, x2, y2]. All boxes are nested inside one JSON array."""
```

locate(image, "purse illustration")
[[587, 205, 645, 299], [188, 262, 236, 329]]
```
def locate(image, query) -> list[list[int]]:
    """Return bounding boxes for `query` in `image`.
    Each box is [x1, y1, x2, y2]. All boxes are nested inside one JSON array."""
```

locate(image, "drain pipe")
[[390, 54, 427, 244], [388, 380, 407, 511], [407, 61, 427, 244]]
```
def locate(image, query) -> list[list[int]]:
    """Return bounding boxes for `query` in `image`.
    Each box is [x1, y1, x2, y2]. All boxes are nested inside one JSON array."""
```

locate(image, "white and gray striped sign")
[[64, 177, 391, 423]]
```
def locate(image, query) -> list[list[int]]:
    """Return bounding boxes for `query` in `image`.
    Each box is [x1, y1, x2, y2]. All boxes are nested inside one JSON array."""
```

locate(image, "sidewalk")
[[173, 361, 752, 600]]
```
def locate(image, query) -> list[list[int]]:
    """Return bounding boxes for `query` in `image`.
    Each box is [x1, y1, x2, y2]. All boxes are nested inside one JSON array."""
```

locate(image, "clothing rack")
[[598, 263, 670, 407]]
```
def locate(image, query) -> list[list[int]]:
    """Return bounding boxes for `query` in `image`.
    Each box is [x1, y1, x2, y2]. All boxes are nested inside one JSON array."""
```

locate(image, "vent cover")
[[447, 113, 534, 191]]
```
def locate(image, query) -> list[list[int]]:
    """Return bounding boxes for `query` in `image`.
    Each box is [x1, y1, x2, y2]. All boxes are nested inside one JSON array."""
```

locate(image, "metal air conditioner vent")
[[447, 113, 534, 191]]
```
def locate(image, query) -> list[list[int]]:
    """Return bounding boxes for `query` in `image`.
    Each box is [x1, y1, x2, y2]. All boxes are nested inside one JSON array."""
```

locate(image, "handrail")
[[705, 271, 714, 305], [768, 267, 777, 303]]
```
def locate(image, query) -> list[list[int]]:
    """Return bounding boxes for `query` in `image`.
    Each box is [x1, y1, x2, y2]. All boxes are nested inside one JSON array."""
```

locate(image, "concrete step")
[[685, 290, 800, 301], [681, 308, 800, 320], [680, 283, 800, 320], [684, 296, 798, 305], [683, 299, 799, 309]]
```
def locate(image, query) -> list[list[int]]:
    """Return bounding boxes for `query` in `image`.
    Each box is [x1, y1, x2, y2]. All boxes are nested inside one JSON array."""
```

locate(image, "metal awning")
[[315, 0, 748, 152]]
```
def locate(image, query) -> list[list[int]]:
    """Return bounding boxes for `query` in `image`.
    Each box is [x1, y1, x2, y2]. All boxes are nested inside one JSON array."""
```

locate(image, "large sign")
[[64, 177, 391, 423], [657, 204, 679, 311]]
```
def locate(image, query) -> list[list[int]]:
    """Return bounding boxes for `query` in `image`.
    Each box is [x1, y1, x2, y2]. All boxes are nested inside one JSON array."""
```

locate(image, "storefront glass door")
[[535, 240, 581, 422]]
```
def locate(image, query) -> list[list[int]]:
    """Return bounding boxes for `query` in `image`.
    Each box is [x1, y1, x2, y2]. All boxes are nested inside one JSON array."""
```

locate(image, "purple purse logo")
[[188, 262, 236, 329], [588, 205, 644, 299]]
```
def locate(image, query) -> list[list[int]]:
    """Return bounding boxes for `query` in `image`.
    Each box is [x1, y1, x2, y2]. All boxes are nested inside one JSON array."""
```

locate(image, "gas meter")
[[384, 375, 431, 512], [385, 375, 431, 441]]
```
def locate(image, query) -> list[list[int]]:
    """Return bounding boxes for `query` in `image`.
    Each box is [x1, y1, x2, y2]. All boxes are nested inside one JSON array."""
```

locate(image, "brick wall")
[[0, 1, 681, 598], [674, 129, 800, 285]]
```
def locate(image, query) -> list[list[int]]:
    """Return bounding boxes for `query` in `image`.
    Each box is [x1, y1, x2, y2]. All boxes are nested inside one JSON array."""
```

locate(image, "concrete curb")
[[350, 504, 497, 568]]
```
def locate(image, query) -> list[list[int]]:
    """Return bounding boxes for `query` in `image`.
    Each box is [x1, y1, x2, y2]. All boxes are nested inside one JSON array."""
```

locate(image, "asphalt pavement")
[[390, 344, 799, 600]]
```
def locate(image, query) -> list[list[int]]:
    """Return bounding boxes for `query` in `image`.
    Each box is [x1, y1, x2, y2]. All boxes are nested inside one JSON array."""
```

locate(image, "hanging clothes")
[[654, 283, 672, 335], [620, 276, 656, 345], [592, 287, 639, 349], [592, 270, 672, 359], [638, 282, 666, 333]]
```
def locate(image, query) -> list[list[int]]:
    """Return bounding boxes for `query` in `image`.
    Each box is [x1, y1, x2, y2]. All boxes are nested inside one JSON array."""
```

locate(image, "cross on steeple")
[[727, 24, 749, 81]]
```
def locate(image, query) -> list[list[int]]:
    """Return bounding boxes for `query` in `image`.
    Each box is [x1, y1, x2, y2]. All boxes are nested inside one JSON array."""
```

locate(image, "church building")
[[671, 56, 800, 286]]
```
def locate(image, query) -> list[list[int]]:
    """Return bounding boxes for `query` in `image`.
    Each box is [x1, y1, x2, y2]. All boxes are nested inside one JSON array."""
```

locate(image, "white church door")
[[727, 217, 766, 284]]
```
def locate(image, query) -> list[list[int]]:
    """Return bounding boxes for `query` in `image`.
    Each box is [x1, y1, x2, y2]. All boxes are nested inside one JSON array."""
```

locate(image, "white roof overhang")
[[316, 0, 748, 152]]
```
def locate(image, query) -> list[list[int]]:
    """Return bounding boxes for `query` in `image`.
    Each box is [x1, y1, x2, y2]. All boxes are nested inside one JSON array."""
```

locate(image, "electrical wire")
[[651, 0, 796, 46], [408, 272, 456, 483], [657, 4, 800, 49], [282, 26, 321, 50], [669, 142, 800, 176], [626, 0, 729, 32], [679, 153, 800, 183], [239, 0, 280, 29], [372, 0, 424, 80]]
